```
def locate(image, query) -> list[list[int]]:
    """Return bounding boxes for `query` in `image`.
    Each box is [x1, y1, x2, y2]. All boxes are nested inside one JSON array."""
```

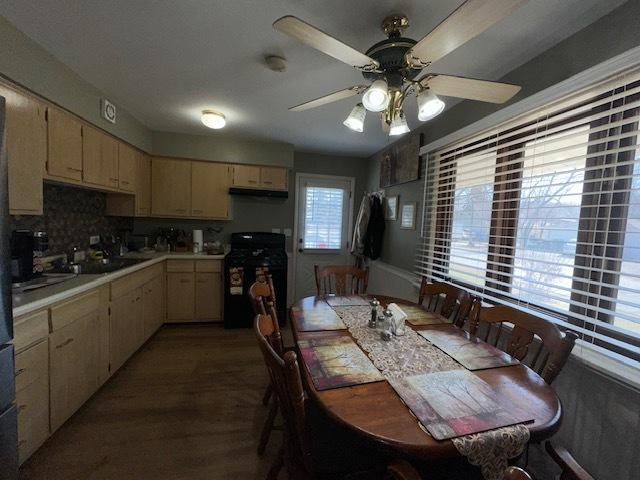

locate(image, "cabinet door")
[[47, 108, 83, 181], [0, 85, 46, 215], [151, 158, 191, 217], [49, 312, 98, 432], [136, 153, 151, 215], [109, 288, 144, 374], [167, 273, 194, 321], [260, 167, 288, 190], [143, 276, 164, 339], [82, 126, 118, 188], [232, 165, 260, 188], [191, 162, 231, 219], [195, 273, 221, 321], [118, 143, 136, 192]]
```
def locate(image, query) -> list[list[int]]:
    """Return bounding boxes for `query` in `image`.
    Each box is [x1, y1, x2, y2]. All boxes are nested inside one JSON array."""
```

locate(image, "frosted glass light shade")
[[201, 110, 226, 129], [343, 103, 366, 132], [417, 89, 445, 121], [389, 113, 410, 136], [362, 79, 390, 112]]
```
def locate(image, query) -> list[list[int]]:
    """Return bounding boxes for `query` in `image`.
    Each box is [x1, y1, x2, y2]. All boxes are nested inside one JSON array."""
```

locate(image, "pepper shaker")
[[369, 298, 380, 328]]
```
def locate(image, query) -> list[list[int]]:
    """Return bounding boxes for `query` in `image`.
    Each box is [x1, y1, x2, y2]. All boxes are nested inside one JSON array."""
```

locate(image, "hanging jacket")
[[363, 194, 385, 260], [351, 194, 371, 255]]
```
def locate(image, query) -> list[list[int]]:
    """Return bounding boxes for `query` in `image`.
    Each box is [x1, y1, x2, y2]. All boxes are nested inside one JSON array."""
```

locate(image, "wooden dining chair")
[[503, 442, 595, 480], [254, 314, 388, 479], [417, 278, 472, 327], [314, 264, 369, 296], [467, 301, 579, 384], [248, 279, 283, 455]]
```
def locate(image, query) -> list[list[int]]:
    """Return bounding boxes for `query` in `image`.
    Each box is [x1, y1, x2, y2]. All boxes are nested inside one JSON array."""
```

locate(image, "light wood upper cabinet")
[[136, 153, 151, 215], [166, 273, 195, 321], [192, 162, 231, 219], [82, 125, 118, 188], [151, 157, 191, 217], [232, 165, 260, 188], [0, 85, 46, 215], [118, 143, 137, 192], [260, 166, 288, 190], [47, 107, 83, 181]]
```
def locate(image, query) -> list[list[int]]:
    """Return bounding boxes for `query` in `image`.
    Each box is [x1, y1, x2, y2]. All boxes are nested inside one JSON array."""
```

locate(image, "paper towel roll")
[[192, 230, 203, 253]]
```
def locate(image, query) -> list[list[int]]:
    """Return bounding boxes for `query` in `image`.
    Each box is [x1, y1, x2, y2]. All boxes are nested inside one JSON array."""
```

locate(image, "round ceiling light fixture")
[[201, 110, 226, 129], [265, 55, 287, 72]]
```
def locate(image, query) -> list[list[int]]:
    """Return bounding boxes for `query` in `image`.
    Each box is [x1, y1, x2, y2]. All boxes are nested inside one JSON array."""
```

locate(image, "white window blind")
[[303, 186, 344, 249], [418, 68, 640, 362]]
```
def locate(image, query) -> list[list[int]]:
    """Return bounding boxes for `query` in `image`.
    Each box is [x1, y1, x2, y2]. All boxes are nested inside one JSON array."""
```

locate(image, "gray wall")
[[0, 15, 152, 151], [151, 131, 294, 168], [132, 151, 369, 252], [366, 0, 640, 271]]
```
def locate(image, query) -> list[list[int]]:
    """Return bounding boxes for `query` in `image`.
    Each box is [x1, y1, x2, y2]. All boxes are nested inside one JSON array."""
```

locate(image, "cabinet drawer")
[[16, 374, 49, 465], [111, 262, 164, 299], [14, 310, 48, 353], [195, 260, 221, 273], [15, 340, 48, 393], [166, 260, 194, 272], [50, 290, 100, 332]]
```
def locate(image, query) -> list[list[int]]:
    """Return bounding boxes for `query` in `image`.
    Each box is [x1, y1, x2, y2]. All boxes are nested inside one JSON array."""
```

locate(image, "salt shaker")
[[369, 298, 380, 328], [380, 308, 394, 341]]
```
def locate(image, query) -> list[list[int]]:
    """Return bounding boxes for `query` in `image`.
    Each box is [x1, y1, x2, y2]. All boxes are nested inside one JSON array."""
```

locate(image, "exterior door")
[[294, 174, 354, 301]]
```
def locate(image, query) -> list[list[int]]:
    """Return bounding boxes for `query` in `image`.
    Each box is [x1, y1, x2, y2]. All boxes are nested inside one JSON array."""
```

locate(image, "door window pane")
[[303, 187, 344, 249], [449, 152, 495, 286], [511, 126, 589, 311]]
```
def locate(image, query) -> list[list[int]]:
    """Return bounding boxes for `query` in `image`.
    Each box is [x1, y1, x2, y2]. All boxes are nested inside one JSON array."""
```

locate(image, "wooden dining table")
[[289, 294, 562, 461]]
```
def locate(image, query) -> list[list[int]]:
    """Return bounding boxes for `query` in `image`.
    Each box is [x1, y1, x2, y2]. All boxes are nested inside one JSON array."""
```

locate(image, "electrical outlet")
[[89, 235, 100, 246]]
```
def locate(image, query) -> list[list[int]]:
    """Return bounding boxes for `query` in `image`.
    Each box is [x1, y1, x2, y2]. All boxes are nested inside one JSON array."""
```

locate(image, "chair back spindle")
[[314, 265, 369, 296], [418, 279, 472, 327]]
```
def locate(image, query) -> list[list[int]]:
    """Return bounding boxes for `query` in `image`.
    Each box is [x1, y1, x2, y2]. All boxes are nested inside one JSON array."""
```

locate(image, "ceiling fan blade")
[[289, 85, 368, 112], [274, 16, 379, 71], [425, 74, 521, 103], [406, 0, 527, 68]]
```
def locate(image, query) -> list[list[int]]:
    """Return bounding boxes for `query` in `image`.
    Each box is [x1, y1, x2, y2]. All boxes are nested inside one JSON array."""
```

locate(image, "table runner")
[[331, 306, 529, 480]]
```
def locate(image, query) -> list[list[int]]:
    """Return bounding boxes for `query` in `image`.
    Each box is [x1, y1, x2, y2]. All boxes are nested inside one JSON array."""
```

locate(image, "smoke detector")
[[264, 55, 287, 72]]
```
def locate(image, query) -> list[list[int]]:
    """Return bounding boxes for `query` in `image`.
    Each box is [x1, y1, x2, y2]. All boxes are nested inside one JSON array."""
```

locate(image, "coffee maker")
[[11, 230, 48, 283]]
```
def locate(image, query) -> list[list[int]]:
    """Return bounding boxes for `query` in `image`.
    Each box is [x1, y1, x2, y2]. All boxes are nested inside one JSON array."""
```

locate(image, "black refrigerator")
[[0, 96, 19, 478]]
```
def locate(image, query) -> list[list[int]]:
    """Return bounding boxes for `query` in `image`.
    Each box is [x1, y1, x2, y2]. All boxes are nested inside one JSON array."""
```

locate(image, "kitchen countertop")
[[12, 251, 226, 319]]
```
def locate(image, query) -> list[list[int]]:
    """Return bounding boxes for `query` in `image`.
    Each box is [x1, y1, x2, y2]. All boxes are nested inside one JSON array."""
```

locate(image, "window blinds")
[[417, 68, 640, 362]]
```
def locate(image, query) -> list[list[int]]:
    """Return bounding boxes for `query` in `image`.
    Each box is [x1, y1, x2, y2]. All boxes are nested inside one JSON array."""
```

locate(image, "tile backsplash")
[[10, 184, 133, 255]]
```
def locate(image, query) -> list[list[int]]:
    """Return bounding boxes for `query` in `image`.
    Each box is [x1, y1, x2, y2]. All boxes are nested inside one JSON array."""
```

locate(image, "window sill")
[[569, 339, 640, 391]]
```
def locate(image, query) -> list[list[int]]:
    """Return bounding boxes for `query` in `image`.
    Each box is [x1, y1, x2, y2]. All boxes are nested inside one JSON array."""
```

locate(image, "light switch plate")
[[89, 235, 100, 245], [271, 228, 281, 234], [283, 228, 292, 237]]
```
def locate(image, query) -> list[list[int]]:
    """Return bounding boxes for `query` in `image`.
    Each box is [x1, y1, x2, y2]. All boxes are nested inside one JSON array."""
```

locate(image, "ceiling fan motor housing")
[[363, 37, 419, 88]]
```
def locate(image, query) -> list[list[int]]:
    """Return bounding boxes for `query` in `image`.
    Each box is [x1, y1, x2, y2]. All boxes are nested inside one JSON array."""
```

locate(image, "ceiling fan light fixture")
[[343, 103, 366, 132], [417, 89, 445, 121], [389, 111, 410, 136], [201, 110, 226, 129], [362, 79, 390, 112]]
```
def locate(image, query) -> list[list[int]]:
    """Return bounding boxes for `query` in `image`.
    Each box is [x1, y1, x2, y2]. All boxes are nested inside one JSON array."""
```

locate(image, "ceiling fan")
[[273, 0, 526, 136]]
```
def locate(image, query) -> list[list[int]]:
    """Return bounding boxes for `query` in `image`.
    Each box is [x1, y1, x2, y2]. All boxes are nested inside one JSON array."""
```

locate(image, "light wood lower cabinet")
[[143, 276, 164, 340], [15, 340, 49, 464], [49, 308, 100, 432], [167, 260, 222, 322], [167, 273, 195, 321], [110, 288, 144, 374]]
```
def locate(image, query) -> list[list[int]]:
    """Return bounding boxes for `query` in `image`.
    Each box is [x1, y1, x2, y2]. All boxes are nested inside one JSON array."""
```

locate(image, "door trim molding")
[[292, 173, 356, 301]]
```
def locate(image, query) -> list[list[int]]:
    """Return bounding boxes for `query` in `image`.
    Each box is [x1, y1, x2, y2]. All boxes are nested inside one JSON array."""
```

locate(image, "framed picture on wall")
[[385, 196, 398, 220], [400, 202, 417, 230]]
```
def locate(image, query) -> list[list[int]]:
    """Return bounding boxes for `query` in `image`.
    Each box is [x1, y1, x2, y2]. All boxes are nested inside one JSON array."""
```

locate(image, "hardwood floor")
[[20, 325, 283, 479]]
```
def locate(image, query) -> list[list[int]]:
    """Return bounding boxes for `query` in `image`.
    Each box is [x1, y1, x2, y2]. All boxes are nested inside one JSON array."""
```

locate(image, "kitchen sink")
[[52, 257, 149, 275]]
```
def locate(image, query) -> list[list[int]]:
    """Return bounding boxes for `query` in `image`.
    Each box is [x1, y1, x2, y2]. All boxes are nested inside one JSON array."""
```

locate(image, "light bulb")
[[362, 79, 390, 112], [389, 112, 410, 136], [416, 89, 445, 121], [201, 110, 226, 129], [343, 103, 366, 132]]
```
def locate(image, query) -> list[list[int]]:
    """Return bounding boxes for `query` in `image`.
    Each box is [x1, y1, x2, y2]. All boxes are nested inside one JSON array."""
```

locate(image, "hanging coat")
[[351, 194, 371, 255], [363, 194, 385, 260]]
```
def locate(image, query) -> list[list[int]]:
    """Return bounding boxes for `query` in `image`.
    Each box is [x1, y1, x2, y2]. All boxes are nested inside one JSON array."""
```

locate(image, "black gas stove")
[[224, 232, 287, 328]]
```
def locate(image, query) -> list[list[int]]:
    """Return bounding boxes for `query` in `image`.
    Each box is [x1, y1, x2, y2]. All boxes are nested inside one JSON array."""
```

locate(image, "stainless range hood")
[[228, 187, 288, 199]]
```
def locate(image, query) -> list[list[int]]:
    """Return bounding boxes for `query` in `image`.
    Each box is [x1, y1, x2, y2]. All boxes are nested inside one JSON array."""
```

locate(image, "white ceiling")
[[0, 0, 626, 156]]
